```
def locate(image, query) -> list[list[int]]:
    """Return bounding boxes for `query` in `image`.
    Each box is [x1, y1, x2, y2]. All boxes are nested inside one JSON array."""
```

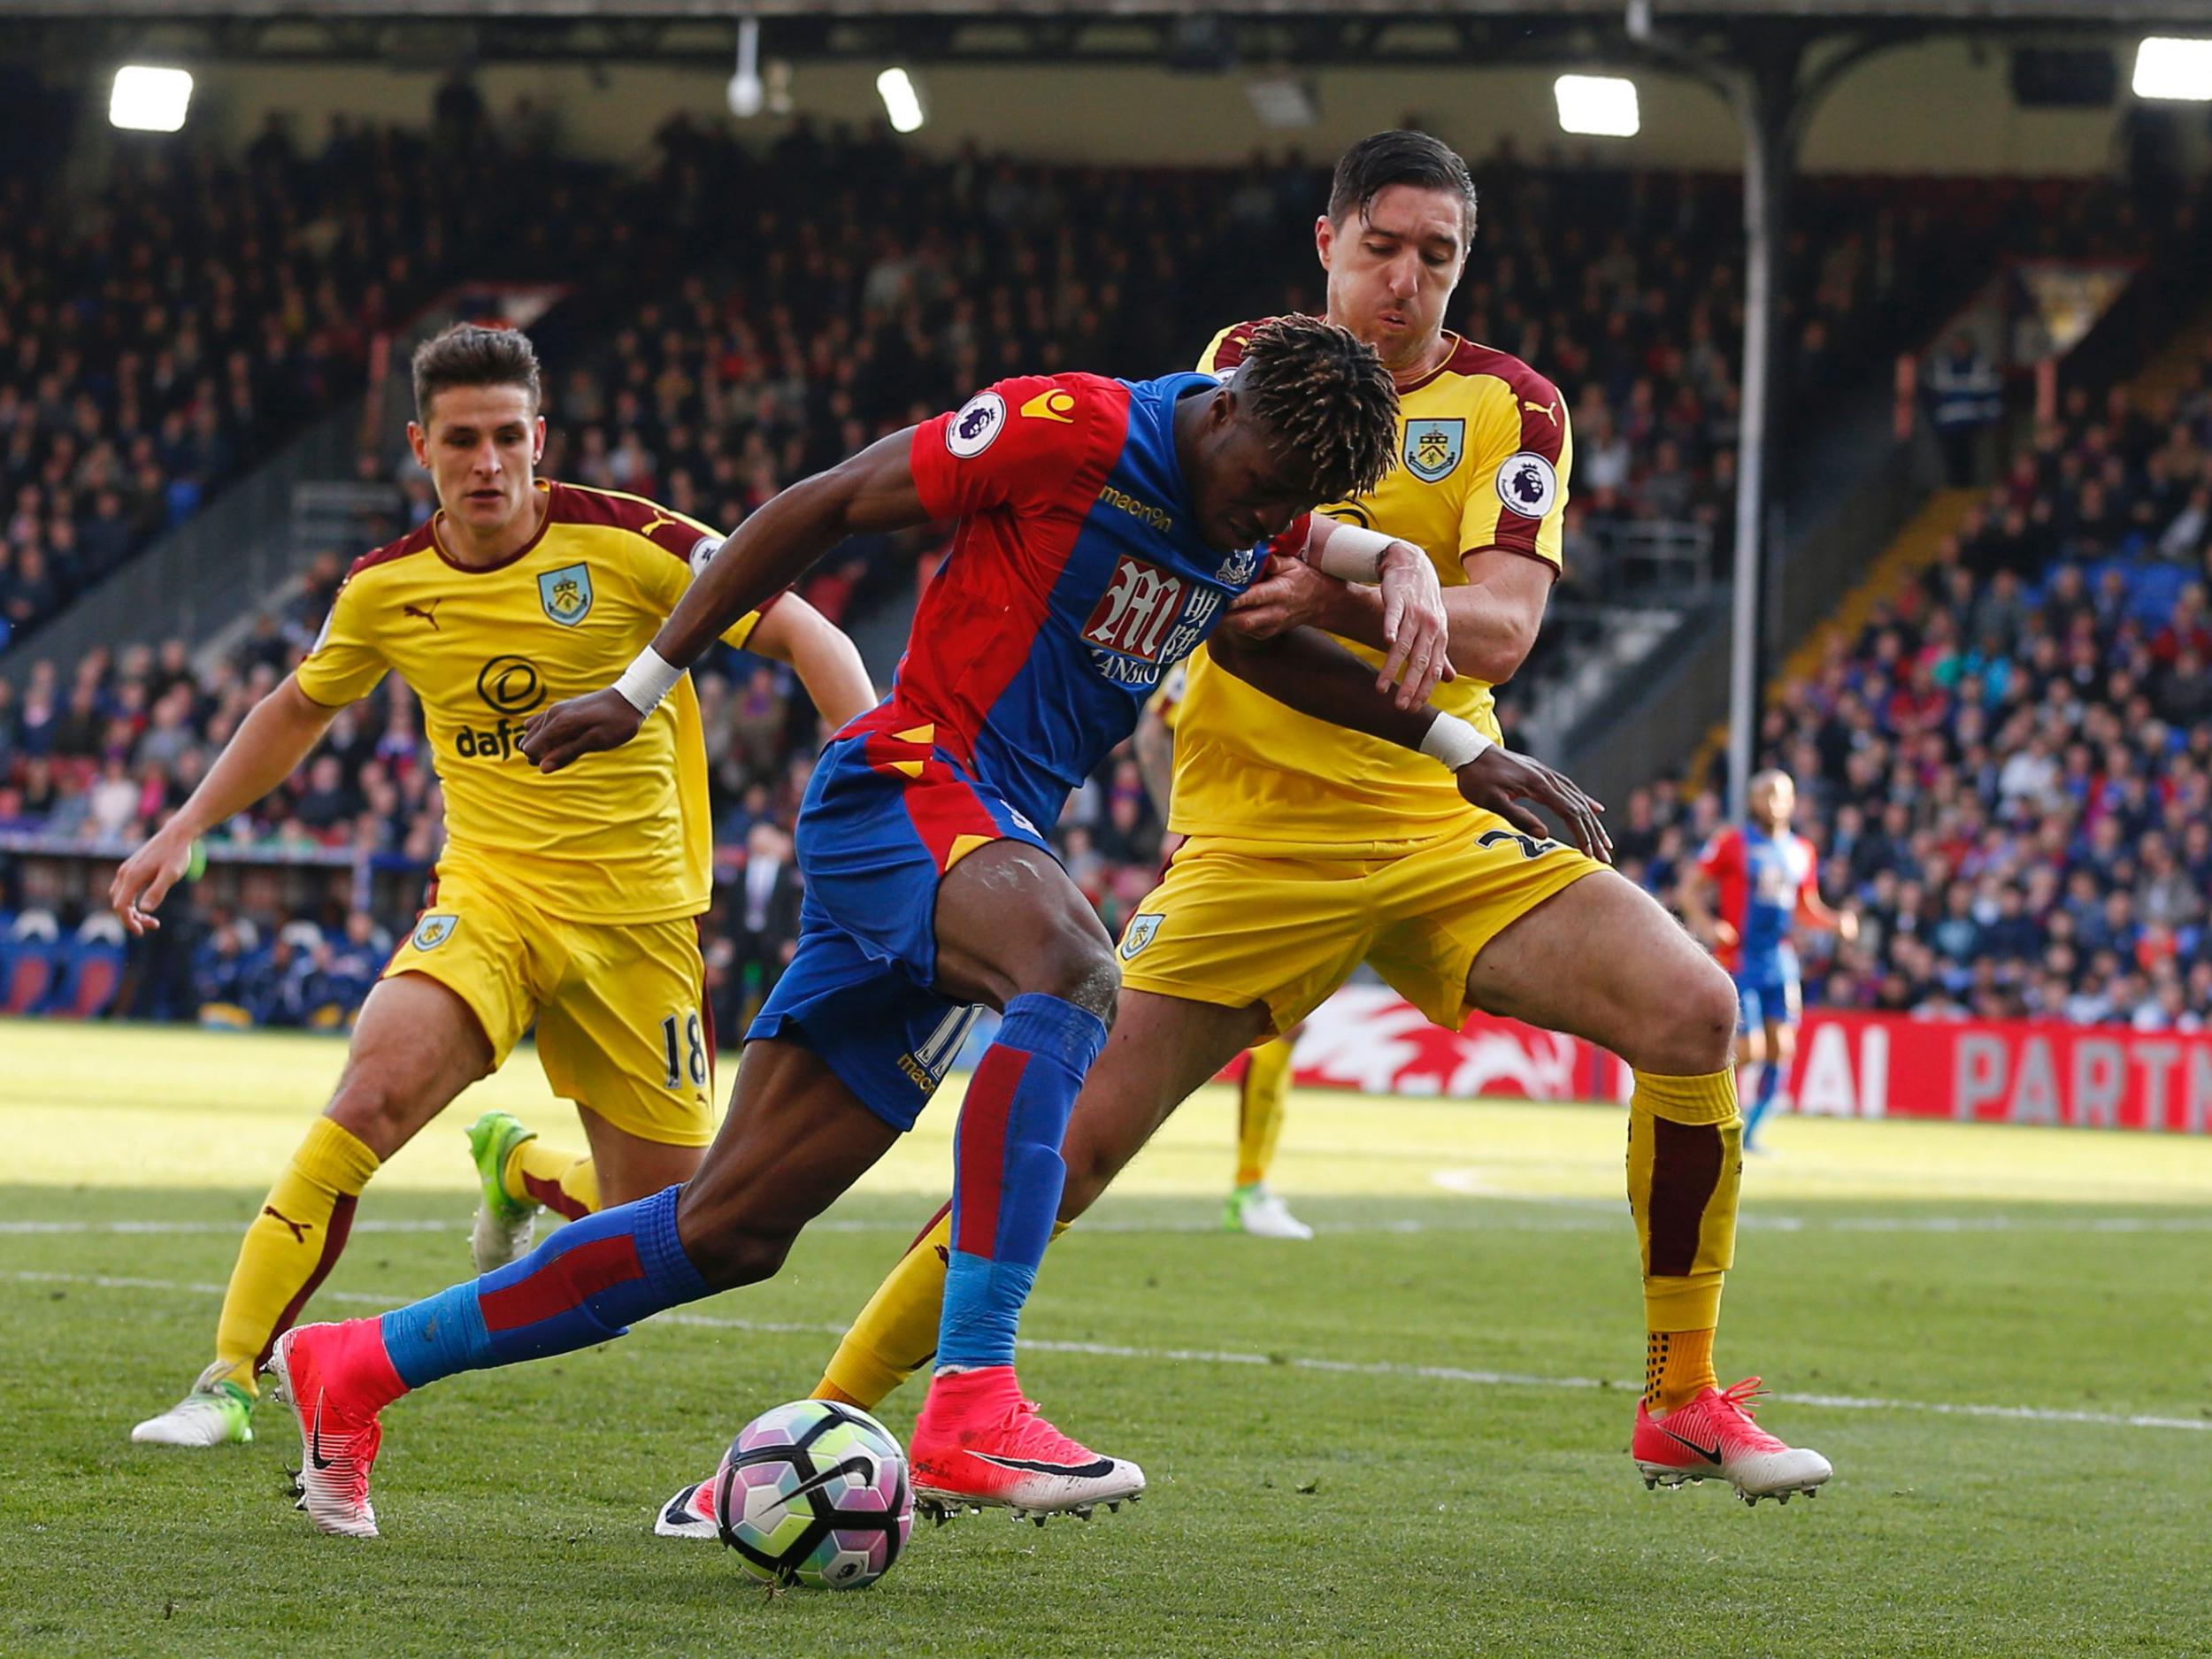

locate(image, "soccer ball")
[[712, 1400, 914, 1589]]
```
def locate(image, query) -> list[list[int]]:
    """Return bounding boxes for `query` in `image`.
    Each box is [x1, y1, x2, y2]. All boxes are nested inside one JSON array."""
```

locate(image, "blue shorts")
[[747, 729, 1053, 1131], [1733, 956, 1801, 1033]]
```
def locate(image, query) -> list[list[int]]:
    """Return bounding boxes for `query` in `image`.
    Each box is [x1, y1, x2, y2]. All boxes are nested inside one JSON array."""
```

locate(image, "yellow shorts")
[[1118, 816, 1603, 1035], [382, 873, 715, 1147]]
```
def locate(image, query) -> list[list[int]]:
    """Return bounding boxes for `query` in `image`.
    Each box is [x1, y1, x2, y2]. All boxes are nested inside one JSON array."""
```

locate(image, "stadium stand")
[[1630, 335, 2212, 1030]]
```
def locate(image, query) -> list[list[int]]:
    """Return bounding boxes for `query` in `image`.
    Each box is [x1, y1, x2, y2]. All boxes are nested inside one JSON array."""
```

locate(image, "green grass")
[[4, 1018, 2209, 1657]]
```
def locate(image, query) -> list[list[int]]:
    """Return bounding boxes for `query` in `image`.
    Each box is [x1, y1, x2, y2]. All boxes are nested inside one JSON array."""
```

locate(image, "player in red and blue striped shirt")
[[265, 319, 1595, 1537], [1686, 771, 1857, 1151]]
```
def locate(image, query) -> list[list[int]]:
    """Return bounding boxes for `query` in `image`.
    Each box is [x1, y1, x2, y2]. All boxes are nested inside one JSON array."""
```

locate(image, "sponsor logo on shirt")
[[1097, 484, 1174, 534], [1021, 388, 1078, 424], [1082, 556, 1224, 687], [474, 656, 546, 716]]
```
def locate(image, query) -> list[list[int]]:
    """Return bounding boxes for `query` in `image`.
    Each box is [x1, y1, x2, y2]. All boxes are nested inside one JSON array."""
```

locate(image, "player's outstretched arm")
[[110, 676, 341, 934], [1208, 624, 1610, 862], [1796, 872, 1858, 941], [521, 429, 928, 772], [745, 592, 878, 730]]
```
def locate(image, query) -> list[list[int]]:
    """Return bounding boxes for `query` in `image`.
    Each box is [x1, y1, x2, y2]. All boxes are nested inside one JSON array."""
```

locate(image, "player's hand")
[[1224, 553, 1333, 642], [1708, 919, 1740, 950], [519, 687, 644, 773], [1375, 541, 1452, 711], [1454, 748, 1610, 863], [1836, 910, 1860, 944], [111, 826, 193, 935]]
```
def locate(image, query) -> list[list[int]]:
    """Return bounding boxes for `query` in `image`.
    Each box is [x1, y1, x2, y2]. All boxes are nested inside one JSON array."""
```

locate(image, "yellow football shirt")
[[294, 480, 767, 924], [1170, 321, 1572, 849]]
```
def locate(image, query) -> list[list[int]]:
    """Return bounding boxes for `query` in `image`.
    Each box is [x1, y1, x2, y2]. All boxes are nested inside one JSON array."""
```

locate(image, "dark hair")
[[1236, 316, 1400, 503], [411, 323, 542, 424], [1327, 129, 1477, 242]]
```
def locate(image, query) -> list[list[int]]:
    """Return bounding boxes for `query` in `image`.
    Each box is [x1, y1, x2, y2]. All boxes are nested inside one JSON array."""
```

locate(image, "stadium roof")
[[2, 2, 2195, 69], [3, 0, 2205, 20]]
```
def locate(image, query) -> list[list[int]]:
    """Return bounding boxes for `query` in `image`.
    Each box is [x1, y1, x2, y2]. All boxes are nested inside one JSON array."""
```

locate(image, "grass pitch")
[[4, 1018, 2209, 1658]]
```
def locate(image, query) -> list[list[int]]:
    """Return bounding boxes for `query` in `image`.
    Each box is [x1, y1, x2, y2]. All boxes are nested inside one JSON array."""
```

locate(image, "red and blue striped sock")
[[371, 1184, 707, 1401], [937, 993, 1108, 1372]]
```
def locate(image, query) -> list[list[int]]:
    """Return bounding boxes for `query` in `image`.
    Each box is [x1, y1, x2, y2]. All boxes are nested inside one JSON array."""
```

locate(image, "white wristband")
[[613, 646, 682, 716], [1420, 711, 1493, 772], [1306, 518, 1399, 583]]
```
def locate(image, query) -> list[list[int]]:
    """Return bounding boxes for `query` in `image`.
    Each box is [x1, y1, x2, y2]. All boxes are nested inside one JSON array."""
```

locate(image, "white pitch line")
[[0, 1218, 457, 1236], [10, 1269, 2207, 1436], [9, 1210, 2211, 1240]]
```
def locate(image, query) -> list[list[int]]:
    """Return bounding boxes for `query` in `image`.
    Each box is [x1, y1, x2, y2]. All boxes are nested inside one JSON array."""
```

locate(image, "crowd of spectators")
[[1624, 346, 2212, 1030], [0, 110, 646, 653]]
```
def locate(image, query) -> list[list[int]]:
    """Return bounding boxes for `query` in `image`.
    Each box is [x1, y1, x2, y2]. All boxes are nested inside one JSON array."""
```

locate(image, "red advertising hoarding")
[[1278, 988, 2212, 1133]]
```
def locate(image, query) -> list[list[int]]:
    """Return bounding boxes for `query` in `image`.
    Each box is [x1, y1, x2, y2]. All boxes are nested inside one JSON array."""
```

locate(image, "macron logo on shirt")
[[1096, 484, 1173, 534]]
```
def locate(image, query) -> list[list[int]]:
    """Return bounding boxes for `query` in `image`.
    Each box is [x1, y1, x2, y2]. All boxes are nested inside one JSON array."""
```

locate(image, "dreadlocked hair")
[[1233, 316, 1401, 503]]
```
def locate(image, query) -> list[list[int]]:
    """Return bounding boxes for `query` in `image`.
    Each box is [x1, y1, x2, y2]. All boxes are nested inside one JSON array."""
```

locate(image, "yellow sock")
[[1626, 1068, 1740, 1409], [505, 1135, 599, 1220], [1233, 1035, 1295, 1189], [812, 1207, 1072, 1409], [1645, 1328, 1718, 1412], [212, 1117, 380, 1393]]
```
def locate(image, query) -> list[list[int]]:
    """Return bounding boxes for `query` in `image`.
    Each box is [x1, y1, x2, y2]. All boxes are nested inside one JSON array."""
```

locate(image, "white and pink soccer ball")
[[711, 1399, 914, 1589]]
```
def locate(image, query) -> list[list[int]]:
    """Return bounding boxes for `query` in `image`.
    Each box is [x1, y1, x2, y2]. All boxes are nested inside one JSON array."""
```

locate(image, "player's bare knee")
[[1623, 962, 1737, 1077], [1026, 926, 1120, 1025], [1678, 964, 1739, 1074], [323, 1077, 413, 1154]]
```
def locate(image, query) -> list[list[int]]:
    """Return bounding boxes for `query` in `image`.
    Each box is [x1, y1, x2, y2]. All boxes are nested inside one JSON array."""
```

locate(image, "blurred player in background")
[[119, 324, 873, 1449], [788, 130, 1832, 1509], [267, 320, 1606, 1540], [1682, 770, 1857, 1154], [1133, 668, 1310, 1239]]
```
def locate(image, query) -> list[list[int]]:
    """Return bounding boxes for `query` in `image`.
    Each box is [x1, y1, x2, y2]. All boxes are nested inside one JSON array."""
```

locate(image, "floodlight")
[[728, 19, 763, 119], [111, 65, 192, 134], [2132, 37, 2212, 102], [877, 66, 925, 134], [1555, 74, 1640, 138], [1247, 75, 1318, 129]]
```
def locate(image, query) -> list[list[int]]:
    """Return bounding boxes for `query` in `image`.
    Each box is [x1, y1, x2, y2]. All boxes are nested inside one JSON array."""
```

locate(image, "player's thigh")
[[326, 976, 495, 1157], [537, 915, 717, 1165], [674, 1037, 902, 1288], [1364, 820, 1606, 1028], [1061, 988, 1271, 1217], [1116, 841, 1371, 1038], [1463, 865, 1738, 1077], [798, 734, 1111, 1016], [932, 839, 1116, 1014]]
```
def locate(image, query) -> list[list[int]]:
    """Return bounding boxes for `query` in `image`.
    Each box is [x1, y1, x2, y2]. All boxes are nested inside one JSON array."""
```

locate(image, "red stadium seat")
[[4, 952, 56, 1017], [60, 952, 124, 1021]]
